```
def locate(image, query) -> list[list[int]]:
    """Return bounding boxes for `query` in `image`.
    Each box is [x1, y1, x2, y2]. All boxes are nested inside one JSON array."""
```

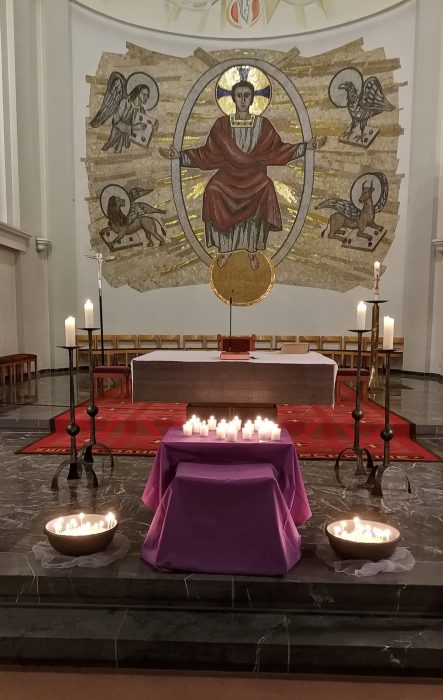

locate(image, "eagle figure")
[[339, 77, 394, 142]]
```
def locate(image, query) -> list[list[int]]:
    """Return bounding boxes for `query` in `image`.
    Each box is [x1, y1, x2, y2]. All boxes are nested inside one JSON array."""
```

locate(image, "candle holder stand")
[[78, 327, 114, 472], [334, 329, 375, 485], [51, 346, 99, 491], [365, 299, 387, 393], [366, 349, 411, 498]]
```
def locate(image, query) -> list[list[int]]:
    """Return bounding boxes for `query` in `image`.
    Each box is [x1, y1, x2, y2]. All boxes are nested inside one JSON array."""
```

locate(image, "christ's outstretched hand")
[[307, 135, 327, 150], [159, 145, 180, 159]]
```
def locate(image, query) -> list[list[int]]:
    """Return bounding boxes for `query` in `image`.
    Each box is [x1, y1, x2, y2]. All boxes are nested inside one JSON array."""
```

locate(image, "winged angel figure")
[[91, 72, 160, 153], [100, 185, 166, 251]]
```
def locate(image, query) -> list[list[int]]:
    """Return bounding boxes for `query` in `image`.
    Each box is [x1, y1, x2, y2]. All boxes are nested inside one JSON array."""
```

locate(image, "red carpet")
[[19, 385, 439, 461]]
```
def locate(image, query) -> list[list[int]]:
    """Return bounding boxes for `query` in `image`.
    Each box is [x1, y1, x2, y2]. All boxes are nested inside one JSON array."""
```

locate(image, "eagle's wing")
[[128, 201, 166, 223], [315, 198, 359, 219], [360, 77, 394, 114], [90, 72, 127, 128], [128, 187, 154, 203]]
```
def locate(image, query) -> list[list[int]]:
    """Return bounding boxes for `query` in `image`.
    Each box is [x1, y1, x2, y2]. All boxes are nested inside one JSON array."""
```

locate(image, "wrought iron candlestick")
[[365, 299, 387, 393], [366, 349, 410, 498], [78, 327, 114, 472], [51, 346, 98, 491], [334, 329, 374, 484]]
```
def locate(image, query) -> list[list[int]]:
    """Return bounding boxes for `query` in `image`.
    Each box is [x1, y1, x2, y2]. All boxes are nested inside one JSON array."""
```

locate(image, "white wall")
[[71, 1, 415, 341]]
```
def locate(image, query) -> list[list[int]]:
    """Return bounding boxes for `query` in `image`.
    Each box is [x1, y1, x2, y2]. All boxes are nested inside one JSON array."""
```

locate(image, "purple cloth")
[[142, 428, 312, 526], [142, 461, 302, 575]]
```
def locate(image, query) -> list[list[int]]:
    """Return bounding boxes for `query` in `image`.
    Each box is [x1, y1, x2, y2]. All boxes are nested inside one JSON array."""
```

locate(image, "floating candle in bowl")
[[44, 512, 118, 556], [325, 516, 400, 561]]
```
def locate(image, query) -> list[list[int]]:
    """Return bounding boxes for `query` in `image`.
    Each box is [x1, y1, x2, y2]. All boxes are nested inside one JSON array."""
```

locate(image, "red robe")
[[183, 115, 304, 232]]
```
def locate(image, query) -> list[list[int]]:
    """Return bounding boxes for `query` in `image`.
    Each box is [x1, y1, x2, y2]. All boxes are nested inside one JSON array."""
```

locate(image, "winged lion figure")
[[100, 185, 166, 251]]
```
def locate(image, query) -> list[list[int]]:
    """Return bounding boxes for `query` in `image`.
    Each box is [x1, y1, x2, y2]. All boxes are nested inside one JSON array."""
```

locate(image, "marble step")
[[0, 605, 442, 675], [1, 552, 443, 615]]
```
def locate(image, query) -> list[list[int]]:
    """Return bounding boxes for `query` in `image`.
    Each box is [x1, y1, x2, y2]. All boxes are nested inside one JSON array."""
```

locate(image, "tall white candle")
[[65, 316, 76, 347], [373, 261, 380, 296], [356, 302, 367, 330], [84, 299, 94, 328], [383, 316, 394, 350]]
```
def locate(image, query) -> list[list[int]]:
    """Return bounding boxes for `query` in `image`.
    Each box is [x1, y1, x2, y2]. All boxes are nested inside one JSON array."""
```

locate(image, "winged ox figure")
[[316, 173, 388, 243], [339, 76, 394, 142], [91, 72, 159, 153]]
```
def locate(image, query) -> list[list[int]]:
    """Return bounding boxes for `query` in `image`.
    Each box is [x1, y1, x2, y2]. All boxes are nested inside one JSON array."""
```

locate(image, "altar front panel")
[[132, 351, 337, 405]]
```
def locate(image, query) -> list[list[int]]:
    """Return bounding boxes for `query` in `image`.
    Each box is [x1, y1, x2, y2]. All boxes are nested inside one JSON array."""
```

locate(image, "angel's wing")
[[90, 72, 127, 128], [127, 201, 166, 224], [128, 187, 154, 203], [360, 77, 394, 114], [315, 198, 359, 219]]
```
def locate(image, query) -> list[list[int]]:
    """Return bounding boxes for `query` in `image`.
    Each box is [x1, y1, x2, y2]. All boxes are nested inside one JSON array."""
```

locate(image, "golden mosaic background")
[[85, 40, 403, 294]]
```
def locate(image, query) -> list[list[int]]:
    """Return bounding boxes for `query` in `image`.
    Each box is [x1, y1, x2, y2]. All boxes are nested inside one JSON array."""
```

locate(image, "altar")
[[132, 350, 337, 405]]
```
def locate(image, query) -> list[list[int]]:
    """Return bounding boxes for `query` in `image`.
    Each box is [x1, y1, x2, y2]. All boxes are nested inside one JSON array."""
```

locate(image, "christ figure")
[[161, 80, 325, 270]]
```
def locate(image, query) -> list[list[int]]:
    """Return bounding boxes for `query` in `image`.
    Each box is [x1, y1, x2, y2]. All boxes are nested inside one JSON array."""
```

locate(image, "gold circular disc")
[[209, 251, 275, 306]]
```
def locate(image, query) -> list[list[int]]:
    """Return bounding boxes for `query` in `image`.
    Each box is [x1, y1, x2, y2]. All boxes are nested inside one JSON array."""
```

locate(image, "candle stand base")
[[50, 346, 99, 491], [365, 349, 411, 499], [334, 329, 375, 487], [78, 327, 114, 477]]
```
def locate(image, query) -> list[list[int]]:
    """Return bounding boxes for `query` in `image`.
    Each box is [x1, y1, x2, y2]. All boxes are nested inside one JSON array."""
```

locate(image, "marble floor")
[[0, 372, 442, 672]]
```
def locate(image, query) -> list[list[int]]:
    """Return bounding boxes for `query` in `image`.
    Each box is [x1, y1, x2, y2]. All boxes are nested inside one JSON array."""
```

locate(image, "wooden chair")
[[254, 335, 273, 350], [93, 335, 116, 366], [342, 336, 358, 368], [137, 335, 159, 354], [335, 367, 369, 400], [158, 334, 181, 349], [75, 334, 92, 368], [298, 335, 320, 351], [320, 336, 343, 365], [204, 335, 218, 350], [274, 335, 296, 350], [114, 334, 138, 365], [183, 335, 206, 350], [93, 365, 131, 397]]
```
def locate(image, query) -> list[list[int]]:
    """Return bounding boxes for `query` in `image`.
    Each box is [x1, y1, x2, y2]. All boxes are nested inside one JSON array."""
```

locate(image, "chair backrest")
[[254, 335, 273, 350], [320, 336, 342, 350], [204, 335, 218, 349], [138, 334, 159, 350], [279, 342, 309, 354], [115, 334, 138, 348], [217, 334, 256, 352], [183, 335, 206, 350], [158, 334, 181, 349], [298, 335, 320, 350], [99, 334, 116, 349], [274, 335, 297, 349]]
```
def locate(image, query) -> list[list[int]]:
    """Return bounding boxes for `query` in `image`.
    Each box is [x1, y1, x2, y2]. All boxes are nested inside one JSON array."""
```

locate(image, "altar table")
[[141, 428, 311, 575], [132, 350, 337, 405]]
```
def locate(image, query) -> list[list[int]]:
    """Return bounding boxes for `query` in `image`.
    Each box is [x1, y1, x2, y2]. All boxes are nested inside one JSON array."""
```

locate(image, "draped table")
[[141, 428, 311, 575], [132, 350, 337, 406]]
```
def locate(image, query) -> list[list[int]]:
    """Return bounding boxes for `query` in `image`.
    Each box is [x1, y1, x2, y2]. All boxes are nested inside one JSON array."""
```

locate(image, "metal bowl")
[[44, 513, 118, 557], [325, 518, 400, 561]]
